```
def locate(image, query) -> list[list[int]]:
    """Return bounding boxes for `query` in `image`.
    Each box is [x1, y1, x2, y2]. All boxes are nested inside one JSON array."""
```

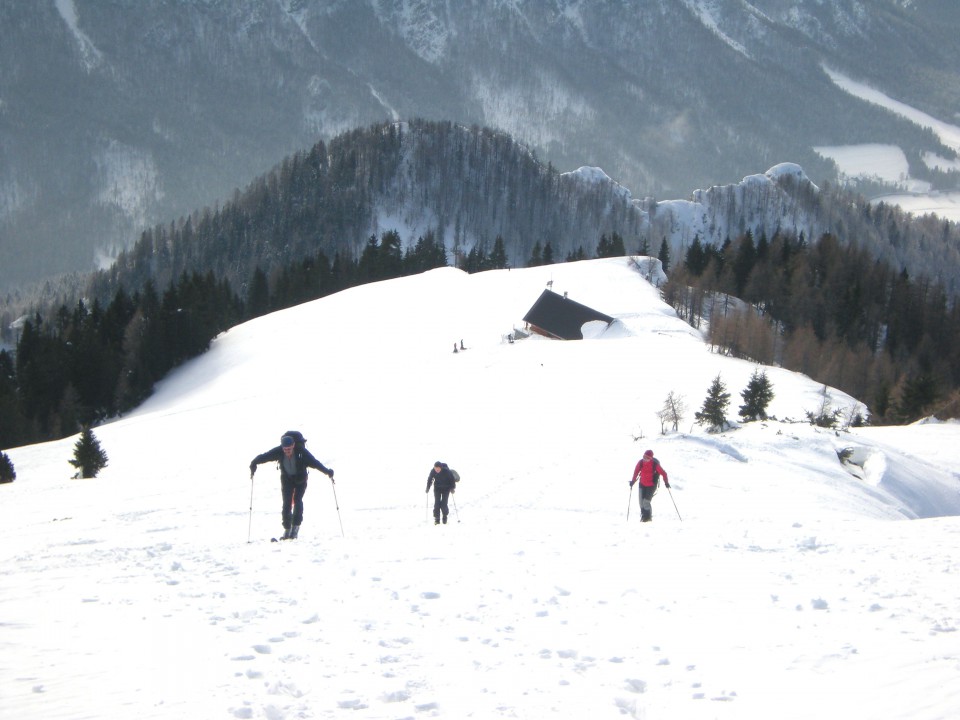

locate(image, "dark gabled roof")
[[522, 289, 614, 340]]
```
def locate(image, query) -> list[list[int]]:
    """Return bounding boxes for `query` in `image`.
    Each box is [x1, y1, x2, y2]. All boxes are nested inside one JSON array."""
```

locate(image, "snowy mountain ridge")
[[4, 0, 958, 289]]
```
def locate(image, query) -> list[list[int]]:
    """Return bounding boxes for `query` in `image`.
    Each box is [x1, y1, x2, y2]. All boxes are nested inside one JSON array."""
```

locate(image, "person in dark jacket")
[[426, 461, 456, 525], [630, 449, 670, 522], [250, 432, 334, 539]]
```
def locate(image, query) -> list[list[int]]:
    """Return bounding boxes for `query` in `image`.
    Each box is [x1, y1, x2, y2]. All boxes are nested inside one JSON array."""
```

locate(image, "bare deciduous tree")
[[657, 391, 687, 434]]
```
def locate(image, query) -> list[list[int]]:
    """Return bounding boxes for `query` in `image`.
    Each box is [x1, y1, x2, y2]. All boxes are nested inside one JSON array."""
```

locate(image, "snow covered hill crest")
[[10, 256, 959, 521], [2, 258, 960, 719]]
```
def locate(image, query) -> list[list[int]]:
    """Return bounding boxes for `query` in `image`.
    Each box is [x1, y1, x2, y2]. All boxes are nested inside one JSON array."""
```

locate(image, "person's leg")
[[439, 489, 450, 523], [433, 488, 442, 523], [292, 481, 307, 526], [281, 478, 295, 536], [640, 485, 654, 521], [290, 481, 307, 537]]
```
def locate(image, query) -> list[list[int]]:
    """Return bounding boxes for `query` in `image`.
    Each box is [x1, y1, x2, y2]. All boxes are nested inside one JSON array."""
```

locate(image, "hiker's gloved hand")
[[664, 479, 671, 488], [327, 468, 334, 479], [629, 480, 635, 487], [249, 462, 257, 476]]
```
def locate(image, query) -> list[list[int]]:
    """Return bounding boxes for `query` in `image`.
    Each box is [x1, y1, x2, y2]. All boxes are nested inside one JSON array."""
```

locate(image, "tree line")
[[664, 229, 960, 423], [0, 225, 653, 452], [3, 216, 958, 460]]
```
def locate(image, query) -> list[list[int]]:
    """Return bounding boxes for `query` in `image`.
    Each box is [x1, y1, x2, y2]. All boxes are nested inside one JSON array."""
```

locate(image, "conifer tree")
[[610, 232, 626, 257], [0, 349, 26, 448], [739, 368, 774, 422], [490, 236, 508, 269], [684, 235, 708, 276], [596, 234, 612, 258], [596, 233, 627, 259], [695, 374, 730, 432], [895, 373, 938, 422], [658, 237, 671, 273], [0, 451, 15, 484], [69, 426, 109, 479], [528, 241, 543, 267]]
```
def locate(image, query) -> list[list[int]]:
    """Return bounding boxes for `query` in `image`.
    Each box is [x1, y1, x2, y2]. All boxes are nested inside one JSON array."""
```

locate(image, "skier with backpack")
[[426, 461, 458, 525], [249, 431, 334, 540], [630, 449, 670, 522]]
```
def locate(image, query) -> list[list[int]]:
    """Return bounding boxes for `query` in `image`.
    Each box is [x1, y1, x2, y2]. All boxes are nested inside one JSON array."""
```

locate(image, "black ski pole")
[[666, 484, 682, 521], [330, 479, 345, 537], [247, 471, 255, 543], [627, 482, 634, 521], [452, 494, 460, 523]]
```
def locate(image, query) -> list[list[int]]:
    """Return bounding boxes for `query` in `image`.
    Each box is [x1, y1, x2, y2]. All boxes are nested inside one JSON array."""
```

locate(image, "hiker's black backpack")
[[439, 462, 460, 483], [283, 430, 307, 449]]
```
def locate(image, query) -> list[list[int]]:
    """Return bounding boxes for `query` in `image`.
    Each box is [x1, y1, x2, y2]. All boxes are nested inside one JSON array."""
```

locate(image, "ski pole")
[[627, 482, 634, 521], [331, 479, 344, 537], [666, 484, 682, 521], [247, 471, 255, 543], [452, 493, 460, 523]]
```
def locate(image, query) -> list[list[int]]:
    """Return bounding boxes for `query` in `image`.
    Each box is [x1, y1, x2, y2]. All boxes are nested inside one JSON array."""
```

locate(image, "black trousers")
[[281, 477, 307, 528], [433, 487, 451, 521], [639, 481, 658, 521]]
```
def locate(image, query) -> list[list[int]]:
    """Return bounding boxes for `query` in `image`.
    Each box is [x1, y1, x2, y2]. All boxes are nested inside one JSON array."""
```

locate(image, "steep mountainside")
[[1, 0, 958, 289], [88, 121, 960, 304]]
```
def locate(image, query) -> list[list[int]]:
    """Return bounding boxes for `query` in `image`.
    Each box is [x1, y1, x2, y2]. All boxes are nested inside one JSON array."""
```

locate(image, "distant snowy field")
[[3, 258, 960, 719], [819, 68, 960, 222]]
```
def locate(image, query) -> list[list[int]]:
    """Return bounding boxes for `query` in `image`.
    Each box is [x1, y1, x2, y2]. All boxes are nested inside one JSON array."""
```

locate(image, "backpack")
[[283, 430, 307, 449], [440, 462, 460, 483]]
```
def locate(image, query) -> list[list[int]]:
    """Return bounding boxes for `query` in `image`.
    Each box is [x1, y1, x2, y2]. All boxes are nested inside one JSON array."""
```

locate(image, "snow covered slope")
[[2, 258, 959, 719]]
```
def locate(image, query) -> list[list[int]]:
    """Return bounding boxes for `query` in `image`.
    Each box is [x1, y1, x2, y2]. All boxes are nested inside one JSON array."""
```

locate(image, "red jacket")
[[632, 457, 668, 487]]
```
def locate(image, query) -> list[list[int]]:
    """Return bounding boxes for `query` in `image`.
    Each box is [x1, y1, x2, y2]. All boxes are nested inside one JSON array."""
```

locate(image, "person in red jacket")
[[630, 449, 670, 522]]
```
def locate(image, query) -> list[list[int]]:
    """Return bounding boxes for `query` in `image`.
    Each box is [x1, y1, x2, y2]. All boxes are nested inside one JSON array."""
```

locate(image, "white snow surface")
[[563, 166, 633, 203], [3, 258, 960, 720], [812, 143, 913, 187], [681, 0, 750, 58], [820, 67, 960, 221], [54, 0, 103, 72], [824, 67, 960, 158]]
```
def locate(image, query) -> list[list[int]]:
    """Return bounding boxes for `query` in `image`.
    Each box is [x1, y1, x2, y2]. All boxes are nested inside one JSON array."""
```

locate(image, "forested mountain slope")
[[2, 0, 958, 289]]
